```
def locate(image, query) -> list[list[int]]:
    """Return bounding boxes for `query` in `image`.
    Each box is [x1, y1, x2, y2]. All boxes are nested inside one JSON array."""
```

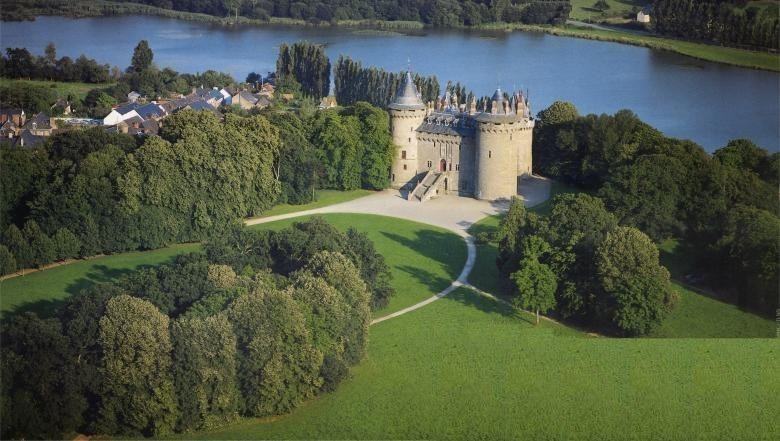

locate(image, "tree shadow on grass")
[[395, 264, 454, 293], [381, 230, 465, 279], [442, 288, 524, 321], [65, 264, 137, 296]]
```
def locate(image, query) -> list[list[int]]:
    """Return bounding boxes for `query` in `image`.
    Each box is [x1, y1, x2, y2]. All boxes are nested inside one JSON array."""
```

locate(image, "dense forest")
[[1, 0, 572, 26], [521, 101, 779, 324], [652, 0, 779, 50], [1, 217, 394, 438]]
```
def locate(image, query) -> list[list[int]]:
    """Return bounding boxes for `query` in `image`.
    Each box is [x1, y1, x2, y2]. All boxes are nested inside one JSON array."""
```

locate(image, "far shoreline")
[[3, 1, 779, 73]]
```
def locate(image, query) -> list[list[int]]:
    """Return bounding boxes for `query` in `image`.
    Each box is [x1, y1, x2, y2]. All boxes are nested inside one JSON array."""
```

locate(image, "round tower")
[[389, 72, 427, 190], [474, 88, 534, 200]]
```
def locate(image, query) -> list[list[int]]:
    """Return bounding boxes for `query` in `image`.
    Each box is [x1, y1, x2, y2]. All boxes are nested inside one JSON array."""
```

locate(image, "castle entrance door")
[[440, 159, 447, 172]]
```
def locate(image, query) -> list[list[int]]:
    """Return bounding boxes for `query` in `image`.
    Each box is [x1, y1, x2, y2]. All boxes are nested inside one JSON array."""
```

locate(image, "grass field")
[[0, 78, 114, 101], [256, 189, 373, 218], [569, 0, 644, 21], [249, 213, 467, 316], [0, 243, 200, 317], [177, 286, 779, 440]]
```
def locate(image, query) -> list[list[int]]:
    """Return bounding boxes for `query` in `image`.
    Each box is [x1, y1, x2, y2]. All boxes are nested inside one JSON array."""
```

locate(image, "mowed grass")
[[569, 0, 644, 21], [249, 213, 467, 316], [0, 243, 201, 317], [256, 189, 373, 218], [0, 78, 114, 101], [179, 287, 780, 440]]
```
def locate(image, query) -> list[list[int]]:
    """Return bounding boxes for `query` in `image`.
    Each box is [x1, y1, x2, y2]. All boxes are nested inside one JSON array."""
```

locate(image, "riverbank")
[[4, 0, 778, 72]]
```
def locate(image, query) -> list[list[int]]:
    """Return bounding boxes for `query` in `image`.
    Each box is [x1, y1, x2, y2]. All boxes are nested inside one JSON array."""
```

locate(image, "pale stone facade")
[[390, 72, 534, 201]]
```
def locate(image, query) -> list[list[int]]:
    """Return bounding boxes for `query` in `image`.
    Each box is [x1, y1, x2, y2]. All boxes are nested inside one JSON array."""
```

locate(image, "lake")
[[2, 15, 778, 151]]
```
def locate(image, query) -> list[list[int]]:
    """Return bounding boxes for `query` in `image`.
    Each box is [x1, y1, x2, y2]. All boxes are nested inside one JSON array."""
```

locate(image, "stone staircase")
[[408, 169, 445, 202]]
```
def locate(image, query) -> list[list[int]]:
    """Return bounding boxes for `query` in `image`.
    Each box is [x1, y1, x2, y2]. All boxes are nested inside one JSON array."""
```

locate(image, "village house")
[[127, 91, 141, 103], [24, 113, 54, 137], [0, 107, 26, 127], [637, 6, 651, 23], [318, 96, 338, 110], [0, 120, 20, 139]]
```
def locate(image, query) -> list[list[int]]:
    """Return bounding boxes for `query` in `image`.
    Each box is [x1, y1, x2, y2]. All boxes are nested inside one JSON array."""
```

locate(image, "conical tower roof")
[[389, 72, 426, 110]]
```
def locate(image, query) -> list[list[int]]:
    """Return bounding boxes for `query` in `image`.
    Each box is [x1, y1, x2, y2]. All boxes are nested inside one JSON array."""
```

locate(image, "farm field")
[[0, 78, 114, 102]]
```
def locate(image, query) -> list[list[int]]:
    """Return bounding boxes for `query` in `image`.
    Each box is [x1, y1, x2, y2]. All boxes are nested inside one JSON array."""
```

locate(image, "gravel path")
[[245, 175, 551, 324]]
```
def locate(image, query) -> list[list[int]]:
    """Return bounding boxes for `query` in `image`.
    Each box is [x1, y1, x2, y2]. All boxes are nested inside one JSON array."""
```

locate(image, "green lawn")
[[178, 287, 779, 440], [255, 189, 373, 218], [250, 213, 467, 316], [0, 243, 201, 318], [569, 0, 644, 21], [0, 78, 114, 101]]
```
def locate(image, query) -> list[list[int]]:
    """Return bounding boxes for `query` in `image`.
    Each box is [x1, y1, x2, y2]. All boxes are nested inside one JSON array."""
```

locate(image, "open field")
[[569, 0, 644, 21], [177, 286, 779, 440], [249, 213, 467, 315], [2, 206, 777, 439], [0, 242, 200, 317], [256, 189, 372, 218], [0, 78, 114, 101]]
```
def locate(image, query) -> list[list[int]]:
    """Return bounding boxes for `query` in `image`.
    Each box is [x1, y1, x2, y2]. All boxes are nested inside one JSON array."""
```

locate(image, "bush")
[[475, 231, 493, 245]]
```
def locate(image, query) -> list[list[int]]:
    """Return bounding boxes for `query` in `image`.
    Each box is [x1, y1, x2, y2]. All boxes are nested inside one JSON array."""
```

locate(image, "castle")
[[389, 72, 534, 201]]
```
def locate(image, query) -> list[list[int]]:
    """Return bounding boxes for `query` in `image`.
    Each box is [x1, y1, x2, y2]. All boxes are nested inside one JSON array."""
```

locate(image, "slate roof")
[[16, 130, 45, 148], [235, 90, 259, 105], [389, 72, 425, 111], [135, 103, 165, 120], [417, 112, 475, 137], [115, 102, 141, 115], [23, 113, 51, 130]]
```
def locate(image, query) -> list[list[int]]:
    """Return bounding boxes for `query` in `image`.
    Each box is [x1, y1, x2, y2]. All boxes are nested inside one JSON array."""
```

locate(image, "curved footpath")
[[245, 176, 551, 325]]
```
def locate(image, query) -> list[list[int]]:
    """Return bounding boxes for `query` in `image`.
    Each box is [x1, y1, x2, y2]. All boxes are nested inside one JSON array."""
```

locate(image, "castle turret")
[[389, 72, 427, 190], [473, 88, 535, 200]]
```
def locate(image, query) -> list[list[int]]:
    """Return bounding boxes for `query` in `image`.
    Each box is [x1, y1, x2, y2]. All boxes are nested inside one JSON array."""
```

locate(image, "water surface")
[[2, 16, 778, 151]]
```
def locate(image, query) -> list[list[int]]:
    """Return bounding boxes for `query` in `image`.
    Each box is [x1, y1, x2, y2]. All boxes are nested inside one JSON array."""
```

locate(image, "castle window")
[[489, 150, 492, 158], [403, 164, 407, 170], [449, 163, 452, 171], [456, 164, 460, 171], [401, 150, 407, 159], [408, 137, 411, 143], [427, 160, 432, 168], [392, 173, 395, 182]]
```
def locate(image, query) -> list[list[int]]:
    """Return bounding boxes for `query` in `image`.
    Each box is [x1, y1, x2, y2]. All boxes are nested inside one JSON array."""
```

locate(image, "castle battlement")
[[389, 71, 534, 201]]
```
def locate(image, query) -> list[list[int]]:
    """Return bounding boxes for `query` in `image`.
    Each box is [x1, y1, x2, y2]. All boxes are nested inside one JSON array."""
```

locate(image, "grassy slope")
[[0, 78, 113, 101], [569, 0, 644, 21], [0, 243, 201, 317], [256, 189, 372, 218], [249, 213, 467, 316], [180, 287, 779, 440]]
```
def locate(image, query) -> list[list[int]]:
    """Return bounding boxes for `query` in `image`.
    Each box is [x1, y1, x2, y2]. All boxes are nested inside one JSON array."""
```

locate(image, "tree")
[[496, 196, 527, 275], [98, 295, 178, 436], [227, 288, 322, 416], [0, 244, 16, 275], [52, 228, 82, 261], [245, 71, 261, 85], [593, 0, 610, 12], [3, 224, 32, 270], [130, 40, 153, 73], [23, 219, 55, 268], [1, 313, 86, 439], [536, 101, 579, 127], [511, 257, 558, 325], [599, 154, 686, 241], [171, 314, 240, 431], [595, 227, 676, 336]]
